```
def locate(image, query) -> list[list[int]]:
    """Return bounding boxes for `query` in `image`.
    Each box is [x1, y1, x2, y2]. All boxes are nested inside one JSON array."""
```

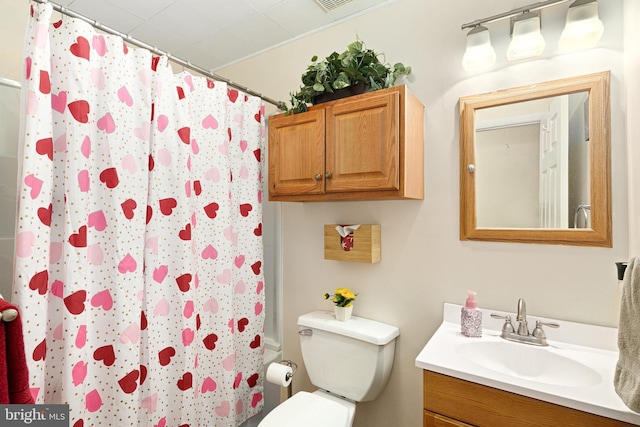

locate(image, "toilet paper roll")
[[266, 362, 293, 387]]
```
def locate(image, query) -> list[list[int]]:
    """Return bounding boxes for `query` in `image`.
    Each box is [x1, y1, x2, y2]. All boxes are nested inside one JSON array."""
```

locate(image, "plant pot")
[[313, 82, 368, 105], [334, 305, 353, 322]]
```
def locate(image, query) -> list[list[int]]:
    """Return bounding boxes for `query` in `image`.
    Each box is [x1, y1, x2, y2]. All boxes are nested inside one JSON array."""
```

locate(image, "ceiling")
[[53, 0, 395, 71]]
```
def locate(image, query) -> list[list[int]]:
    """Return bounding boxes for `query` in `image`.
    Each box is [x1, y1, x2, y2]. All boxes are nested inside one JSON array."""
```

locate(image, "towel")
[[615, 256, 640, 412], [0, 298, 34, 404]]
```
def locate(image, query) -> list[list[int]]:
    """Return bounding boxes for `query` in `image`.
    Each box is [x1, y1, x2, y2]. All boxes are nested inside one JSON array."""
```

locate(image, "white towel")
[[615, 256, 640, 412]]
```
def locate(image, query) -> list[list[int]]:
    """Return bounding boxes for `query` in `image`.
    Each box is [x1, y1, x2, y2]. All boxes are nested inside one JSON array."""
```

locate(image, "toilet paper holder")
[[277, 360, 298, 398]]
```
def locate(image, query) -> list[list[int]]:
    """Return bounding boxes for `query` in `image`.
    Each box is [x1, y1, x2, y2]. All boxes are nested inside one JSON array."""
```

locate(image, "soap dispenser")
[[461, 291, 482, 337]]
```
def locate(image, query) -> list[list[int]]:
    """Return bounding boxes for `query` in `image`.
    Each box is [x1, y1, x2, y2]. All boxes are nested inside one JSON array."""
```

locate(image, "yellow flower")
[[323, 287, 357, 307], [340, 289, 355, 300]]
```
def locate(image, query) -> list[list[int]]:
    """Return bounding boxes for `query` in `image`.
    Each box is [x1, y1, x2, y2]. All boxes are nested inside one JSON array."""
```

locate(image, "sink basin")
[[456, 340, 602, 387], [416, 303, 640, 425]]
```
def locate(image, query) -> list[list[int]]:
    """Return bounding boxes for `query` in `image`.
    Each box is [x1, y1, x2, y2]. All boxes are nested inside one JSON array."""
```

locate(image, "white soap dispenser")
[[461, 290, 482, 337]]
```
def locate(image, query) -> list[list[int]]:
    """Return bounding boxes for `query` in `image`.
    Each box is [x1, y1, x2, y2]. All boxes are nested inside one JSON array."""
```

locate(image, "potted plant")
[[281, 38, 412, 115], [324, 287, 358, 321]]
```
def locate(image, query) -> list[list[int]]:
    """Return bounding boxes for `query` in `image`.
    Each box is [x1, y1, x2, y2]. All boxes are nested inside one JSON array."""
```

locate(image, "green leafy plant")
[[324, 287, 358, 307], [282, 38, 412, 115]]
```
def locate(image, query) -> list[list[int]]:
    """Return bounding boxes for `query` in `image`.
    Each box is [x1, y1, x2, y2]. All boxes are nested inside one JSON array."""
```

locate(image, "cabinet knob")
[[314, 174, 322, 181], [325, 172, 333, 180]]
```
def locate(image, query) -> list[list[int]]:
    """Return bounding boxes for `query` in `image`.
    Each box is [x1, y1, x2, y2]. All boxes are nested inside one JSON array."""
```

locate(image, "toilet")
[[259, 311, 400, 427]]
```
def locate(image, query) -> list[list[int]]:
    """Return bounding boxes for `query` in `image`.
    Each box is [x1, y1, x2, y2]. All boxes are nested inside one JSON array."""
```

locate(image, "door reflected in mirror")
[[475, 92, 590, 229], [460, 71, 611, 246]]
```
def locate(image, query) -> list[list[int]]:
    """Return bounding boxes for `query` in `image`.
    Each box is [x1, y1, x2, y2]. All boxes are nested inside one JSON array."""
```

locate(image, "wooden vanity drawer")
[[423, 371, 636, 427], [424, 409, 475, 427]]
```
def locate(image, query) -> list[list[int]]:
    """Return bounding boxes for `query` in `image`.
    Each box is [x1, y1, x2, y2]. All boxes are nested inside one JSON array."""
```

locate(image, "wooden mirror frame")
[[459, 71, 611, 247]]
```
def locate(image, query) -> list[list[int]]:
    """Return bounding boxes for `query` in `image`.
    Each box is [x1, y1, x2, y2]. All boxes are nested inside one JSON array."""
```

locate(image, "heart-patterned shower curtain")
[[14, 3, 265, 426]]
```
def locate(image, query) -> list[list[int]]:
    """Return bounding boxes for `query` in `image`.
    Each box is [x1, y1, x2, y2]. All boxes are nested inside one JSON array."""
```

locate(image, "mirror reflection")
[[459, 71, 611, 247], [475, 92, 590, 229]]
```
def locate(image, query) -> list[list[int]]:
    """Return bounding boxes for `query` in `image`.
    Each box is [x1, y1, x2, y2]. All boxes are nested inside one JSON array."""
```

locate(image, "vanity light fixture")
[[507, 12, 545, 61], [461, 0, 605, 72], [559, 0, 604, 51], [462, 26, 496, 72]]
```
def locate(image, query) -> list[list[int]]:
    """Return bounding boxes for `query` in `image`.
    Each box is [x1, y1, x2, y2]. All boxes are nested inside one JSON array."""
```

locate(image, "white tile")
[[244, 0, 287, 12], [327, 0, 394, 20], [182, 0, 259, 30], [180, 32, 254, 71], [265, 0, 334, 36], [105, 0, 176, 20], [225, 13, 291, 51], [132, 3, 220, 52], [65, 0, 144, 34], [50, 0, 398, 71]]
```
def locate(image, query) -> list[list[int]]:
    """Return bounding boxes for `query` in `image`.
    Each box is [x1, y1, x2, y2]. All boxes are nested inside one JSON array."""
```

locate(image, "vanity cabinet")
[[424, 410, 473, 427], [268, 85, 424, 201], [423, 371, 636, 427]]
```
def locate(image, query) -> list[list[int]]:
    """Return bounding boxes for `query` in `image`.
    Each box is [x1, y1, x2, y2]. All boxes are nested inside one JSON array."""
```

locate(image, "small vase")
[[334, 305, 353, 321]]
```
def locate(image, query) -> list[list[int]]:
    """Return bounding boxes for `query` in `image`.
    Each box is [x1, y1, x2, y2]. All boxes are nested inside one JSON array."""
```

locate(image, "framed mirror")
[[459, 71, 611, 247]]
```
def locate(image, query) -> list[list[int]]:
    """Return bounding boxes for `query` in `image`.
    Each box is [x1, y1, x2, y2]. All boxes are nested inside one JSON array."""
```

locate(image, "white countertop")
[[415, 303, 640, 425]]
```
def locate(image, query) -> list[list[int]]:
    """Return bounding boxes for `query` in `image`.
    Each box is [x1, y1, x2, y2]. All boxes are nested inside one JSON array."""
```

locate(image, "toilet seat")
[[258, 391, 354, 427]]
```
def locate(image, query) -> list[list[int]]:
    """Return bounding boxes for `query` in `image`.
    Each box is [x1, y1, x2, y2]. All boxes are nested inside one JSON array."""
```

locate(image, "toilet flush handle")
[[298, 328, 313, 336]]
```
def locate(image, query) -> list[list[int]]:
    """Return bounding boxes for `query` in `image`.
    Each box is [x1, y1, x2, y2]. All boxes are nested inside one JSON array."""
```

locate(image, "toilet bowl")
[[258, 311, 399, 427], [257, 390, 355, 427]]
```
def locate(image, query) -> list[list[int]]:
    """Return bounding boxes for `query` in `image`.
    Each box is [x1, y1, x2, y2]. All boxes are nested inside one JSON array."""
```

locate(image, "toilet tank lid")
[[298, 311, 400, 345]]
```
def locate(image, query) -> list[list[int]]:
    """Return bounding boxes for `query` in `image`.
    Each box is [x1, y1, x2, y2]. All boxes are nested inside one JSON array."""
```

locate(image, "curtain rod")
[[31, 0, 283, 108], [0, 77, 21, 89], [461, 0, 572, 30]]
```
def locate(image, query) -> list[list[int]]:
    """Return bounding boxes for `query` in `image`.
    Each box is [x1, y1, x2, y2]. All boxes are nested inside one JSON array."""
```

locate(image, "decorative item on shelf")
[[334, 305, 353, 322], [281, 38, 412, 115], [335, 224, 361, 251], [324, 224, 381, 263], [324, 287, 357, 321]]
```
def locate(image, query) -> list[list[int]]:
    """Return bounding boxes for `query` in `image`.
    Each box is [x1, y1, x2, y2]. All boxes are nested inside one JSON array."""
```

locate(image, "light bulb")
[[507, 12, 545, 61], [462, 26, 496, 73], [559, 0, 604, 51]]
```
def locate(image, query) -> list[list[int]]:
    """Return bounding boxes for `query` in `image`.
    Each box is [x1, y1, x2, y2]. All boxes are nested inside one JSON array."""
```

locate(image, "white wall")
[[0, 83, 20, 301], [0, 0, 27, 301], [218, 1, 632, 426], [624, 0, 640, 255]]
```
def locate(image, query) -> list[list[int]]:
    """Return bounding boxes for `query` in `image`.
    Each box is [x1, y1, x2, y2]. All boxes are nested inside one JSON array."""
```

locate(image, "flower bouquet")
[[324, 288, 357, 321]]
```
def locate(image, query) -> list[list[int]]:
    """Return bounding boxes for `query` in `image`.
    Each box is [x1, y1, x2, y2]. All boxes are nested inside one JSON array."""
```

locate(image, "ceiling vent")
[[314, 0, 355, 12]]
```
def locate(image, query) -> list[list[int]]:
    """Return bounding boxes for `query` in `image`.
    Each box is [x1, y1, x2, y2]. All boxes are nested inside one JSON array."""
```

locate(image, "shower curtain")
[[14, 3, 265, 426]]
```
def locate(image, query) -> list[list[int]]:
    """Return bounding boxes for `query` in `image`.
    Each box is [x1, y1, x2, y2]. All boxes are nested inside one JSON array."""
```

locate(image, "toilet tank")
[[297, 311, 400, 402]]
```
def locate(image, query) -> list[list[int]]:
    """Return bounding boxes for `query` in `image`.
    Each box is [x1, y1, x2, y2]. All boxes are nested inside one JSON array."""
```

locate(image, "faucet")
[[516, 298, 528, 336], [491, 298, 559, 346]]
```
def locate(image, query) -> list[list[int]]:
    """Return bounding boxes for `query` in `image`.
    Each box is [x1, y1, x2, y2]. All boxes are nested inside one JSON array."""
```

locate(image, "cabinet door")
[[424, 410, 475, 427], [325, 90, 399, 193], [268, 109, 325, 196]]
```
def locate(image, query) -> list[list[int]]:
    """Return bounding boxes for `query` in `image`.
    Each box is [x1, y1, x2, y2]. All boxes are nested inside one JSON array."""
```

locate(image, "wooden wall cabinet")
[[423, 371, 636, 427], [268, 85, 424, 202]]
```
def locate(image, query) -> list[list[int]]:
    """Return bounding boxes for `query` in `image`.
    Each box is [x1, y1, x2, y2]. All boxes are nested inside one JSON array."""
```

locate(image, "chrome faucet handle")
[[490, 314, 515, 334], [532, 320, 560, 339]]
